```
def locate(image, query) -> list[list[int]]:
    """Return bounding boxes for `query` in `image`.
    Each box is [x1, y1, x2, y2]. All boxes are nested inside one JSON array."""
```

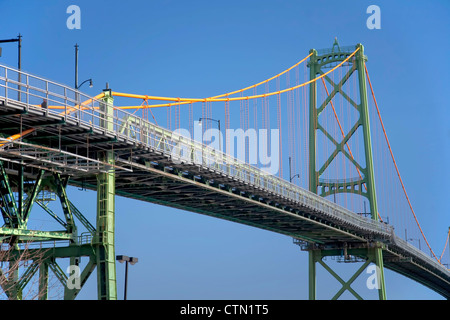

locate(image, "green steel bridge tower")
[[307, 41, 386, 300], [0, 91, 118, 300], [0, 41, 448, 300]]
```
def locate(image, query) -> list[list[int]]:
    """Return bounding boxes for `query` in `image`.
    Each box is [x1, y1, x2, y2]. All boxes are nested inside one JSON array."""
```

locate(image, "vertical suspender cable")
[[365, 63, 439, 262], [276, 77, 283, 178]]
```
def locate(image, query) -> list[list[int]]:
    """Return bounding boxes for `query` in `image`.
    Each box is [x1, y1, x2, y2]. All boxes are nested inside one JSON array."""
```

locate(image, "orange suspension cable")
[[439, 228, 450, 263], [225, 97, 230, 154], [112, 49, 359, 109], [212, 52, 313, 99], [364, 63, 440, 262], [189, 103, 193, 138], [320, 77, 384, 222], [112, 53, 312, 111], [276, 75, 283, 178], [148, 102, 159, 126], [0, 92, 106, 147]]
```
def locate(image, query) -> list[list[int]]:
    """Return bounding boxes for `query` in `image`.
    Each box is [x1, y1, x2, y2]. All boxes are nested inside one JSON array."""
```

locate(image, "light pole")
[[116, 255, 138, 300], [0, 34, 22, 100], [0, 34, 21, 70], [74, 44, 93, 90], [74, 44, 93, 119], [408, 238, 421, 250], [288, 156, 300, 183], [198, 117, 221, 151]]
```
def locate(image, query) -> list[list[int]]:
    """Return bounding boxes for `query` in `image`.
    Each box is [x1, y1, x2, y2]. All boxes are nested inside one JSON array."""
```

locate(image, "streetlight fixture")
[[74, 44, 94, 90], [0, 34, 21, 70], [288, 156, 300, 183], [77, 78, 93, 90], [0, 34, 22, 100], [198, 117, 221, 151], [408, 238, 421, 250], [116, 255, 139, 300]]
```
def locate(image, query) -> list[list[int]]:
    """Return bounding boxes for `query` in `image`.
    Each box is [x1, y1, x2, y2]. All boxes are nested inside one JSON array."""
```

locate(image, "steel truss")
[[0, 161, 98, 299], [0, 44, 448, 299], [0, 93, 116, 300], [307, 41, 387, 299]]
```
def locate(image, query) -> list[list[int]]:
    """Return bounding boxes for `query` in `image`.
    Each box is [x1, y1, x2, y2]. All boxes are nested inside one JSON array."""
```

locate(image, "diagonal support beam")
[[64, 255, 97, 300], [22, 169, 45, 225], [317, 65, 357, 115], [316, 120, 365, 177], [318, 258, 370, 300], [321, 71, 359, 111], [36, 200, 67, 228], [53, 173, 76, 234], [69, 200, 96, 235], [308, 43, 387, 301], [0, 160, 19, 227], [17, 262, 40, 296]]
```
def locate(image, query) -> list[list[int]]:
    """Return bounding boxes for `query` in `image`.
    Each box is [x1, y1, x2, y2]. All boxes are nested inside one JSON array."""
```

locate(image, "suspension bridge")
[[0, 40, 448, 300]]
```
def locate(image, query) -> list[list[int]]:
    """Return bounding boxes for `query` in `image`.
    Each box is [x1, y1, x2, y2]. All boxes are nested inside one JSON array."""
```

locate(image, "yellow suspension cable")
[[111, 50, 360, 109], [0, 92, 105, 147], [113, 52, 312, 109]]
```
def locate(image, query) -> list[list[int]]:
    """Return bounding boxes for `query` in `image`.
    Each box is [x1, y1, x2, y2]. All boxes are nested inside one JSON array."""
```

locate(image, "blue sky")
[[1, 0, 449, 299]]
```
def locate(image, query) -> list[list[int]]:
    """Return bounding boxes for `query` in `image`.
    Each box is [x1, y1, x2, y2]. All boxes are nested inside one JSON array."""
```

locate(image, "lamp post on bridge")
[[198, 117, 221, 152], [0, 34, 22, 100], [0, 34, 22, 70], [116, 255, 139, 300], [74, 44, 93, 92], [408, 238, 421, 250], [74, 44, 93, 118], [289, 156, 300, 183]]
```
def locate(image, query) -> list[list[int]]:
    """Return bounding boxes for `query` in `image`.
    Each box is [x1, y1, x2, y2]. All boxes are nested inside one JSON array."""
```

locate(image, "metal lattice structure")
[[0, 43, 448, 300]]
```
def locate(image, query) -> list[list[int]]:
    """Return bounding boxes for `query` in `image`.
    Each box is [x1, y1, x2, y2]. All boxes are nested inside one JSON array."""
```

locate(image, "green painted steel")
[[308, 251, 316, 300], [64, 255, 96, 300], [53, 173, 76, 235], [308, 245, 386, 300], [0, 161, 19, 227], [0, 160, 100, 299], [0, 41, 448, 300], [95, 90, 117, 300], [96, 150, 117, 300], [0, 90, 119, 300], [38, 262, 49, 300], [307, 41, 387, 300], [22, 169, 44, 225], [355, 44, 386, 300], [355, 44, 378, 222], [308, 49, 318, 195]]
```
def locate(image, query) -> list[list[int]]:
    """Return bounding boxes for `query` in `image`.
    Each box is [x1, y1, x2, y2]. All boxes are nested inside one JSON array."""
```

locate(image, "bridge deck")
[[0, 65, 449, 298]]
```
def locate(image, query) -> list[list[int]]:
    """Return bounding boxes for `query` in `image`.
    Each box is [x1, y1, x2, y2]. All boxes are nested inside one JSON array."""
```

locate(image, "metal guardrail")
[[392, 235, 447, 273], [0, 63, 392, 238], [317, 45, 356, 55], [1, 63, 448, 278]]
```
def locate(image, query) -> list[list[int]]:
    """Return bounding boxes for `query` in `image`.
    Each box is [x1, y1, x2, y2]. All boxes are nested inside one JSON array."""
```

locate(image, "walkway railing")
[[1, 63, 447, 277], [0, 62, 394, 239]]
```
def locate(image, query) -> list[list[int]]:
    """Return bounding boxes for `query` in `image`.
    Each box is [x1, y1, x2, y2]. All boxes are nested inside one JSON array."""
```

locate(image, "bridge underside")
[[71, 169, 450, 299], [0, 97, 449, 299]]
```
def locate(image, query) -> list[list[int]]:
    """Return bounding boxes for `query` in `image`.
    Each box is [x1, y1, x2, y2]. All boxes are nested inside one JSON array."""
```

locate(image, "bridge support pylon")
[[0, 88, 118, 300], [95, 89, 117, 300], [306, 40, 387, 300], [303, 243, 386, 300], [0, 161, 97, 300]]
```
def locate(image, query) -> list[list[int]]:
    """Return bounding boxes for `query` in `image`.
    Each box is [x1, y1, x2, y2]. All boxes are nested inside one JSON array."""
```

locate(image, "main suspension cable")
[[112, 49, 359, 108], [364, 63, 440, 262]]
